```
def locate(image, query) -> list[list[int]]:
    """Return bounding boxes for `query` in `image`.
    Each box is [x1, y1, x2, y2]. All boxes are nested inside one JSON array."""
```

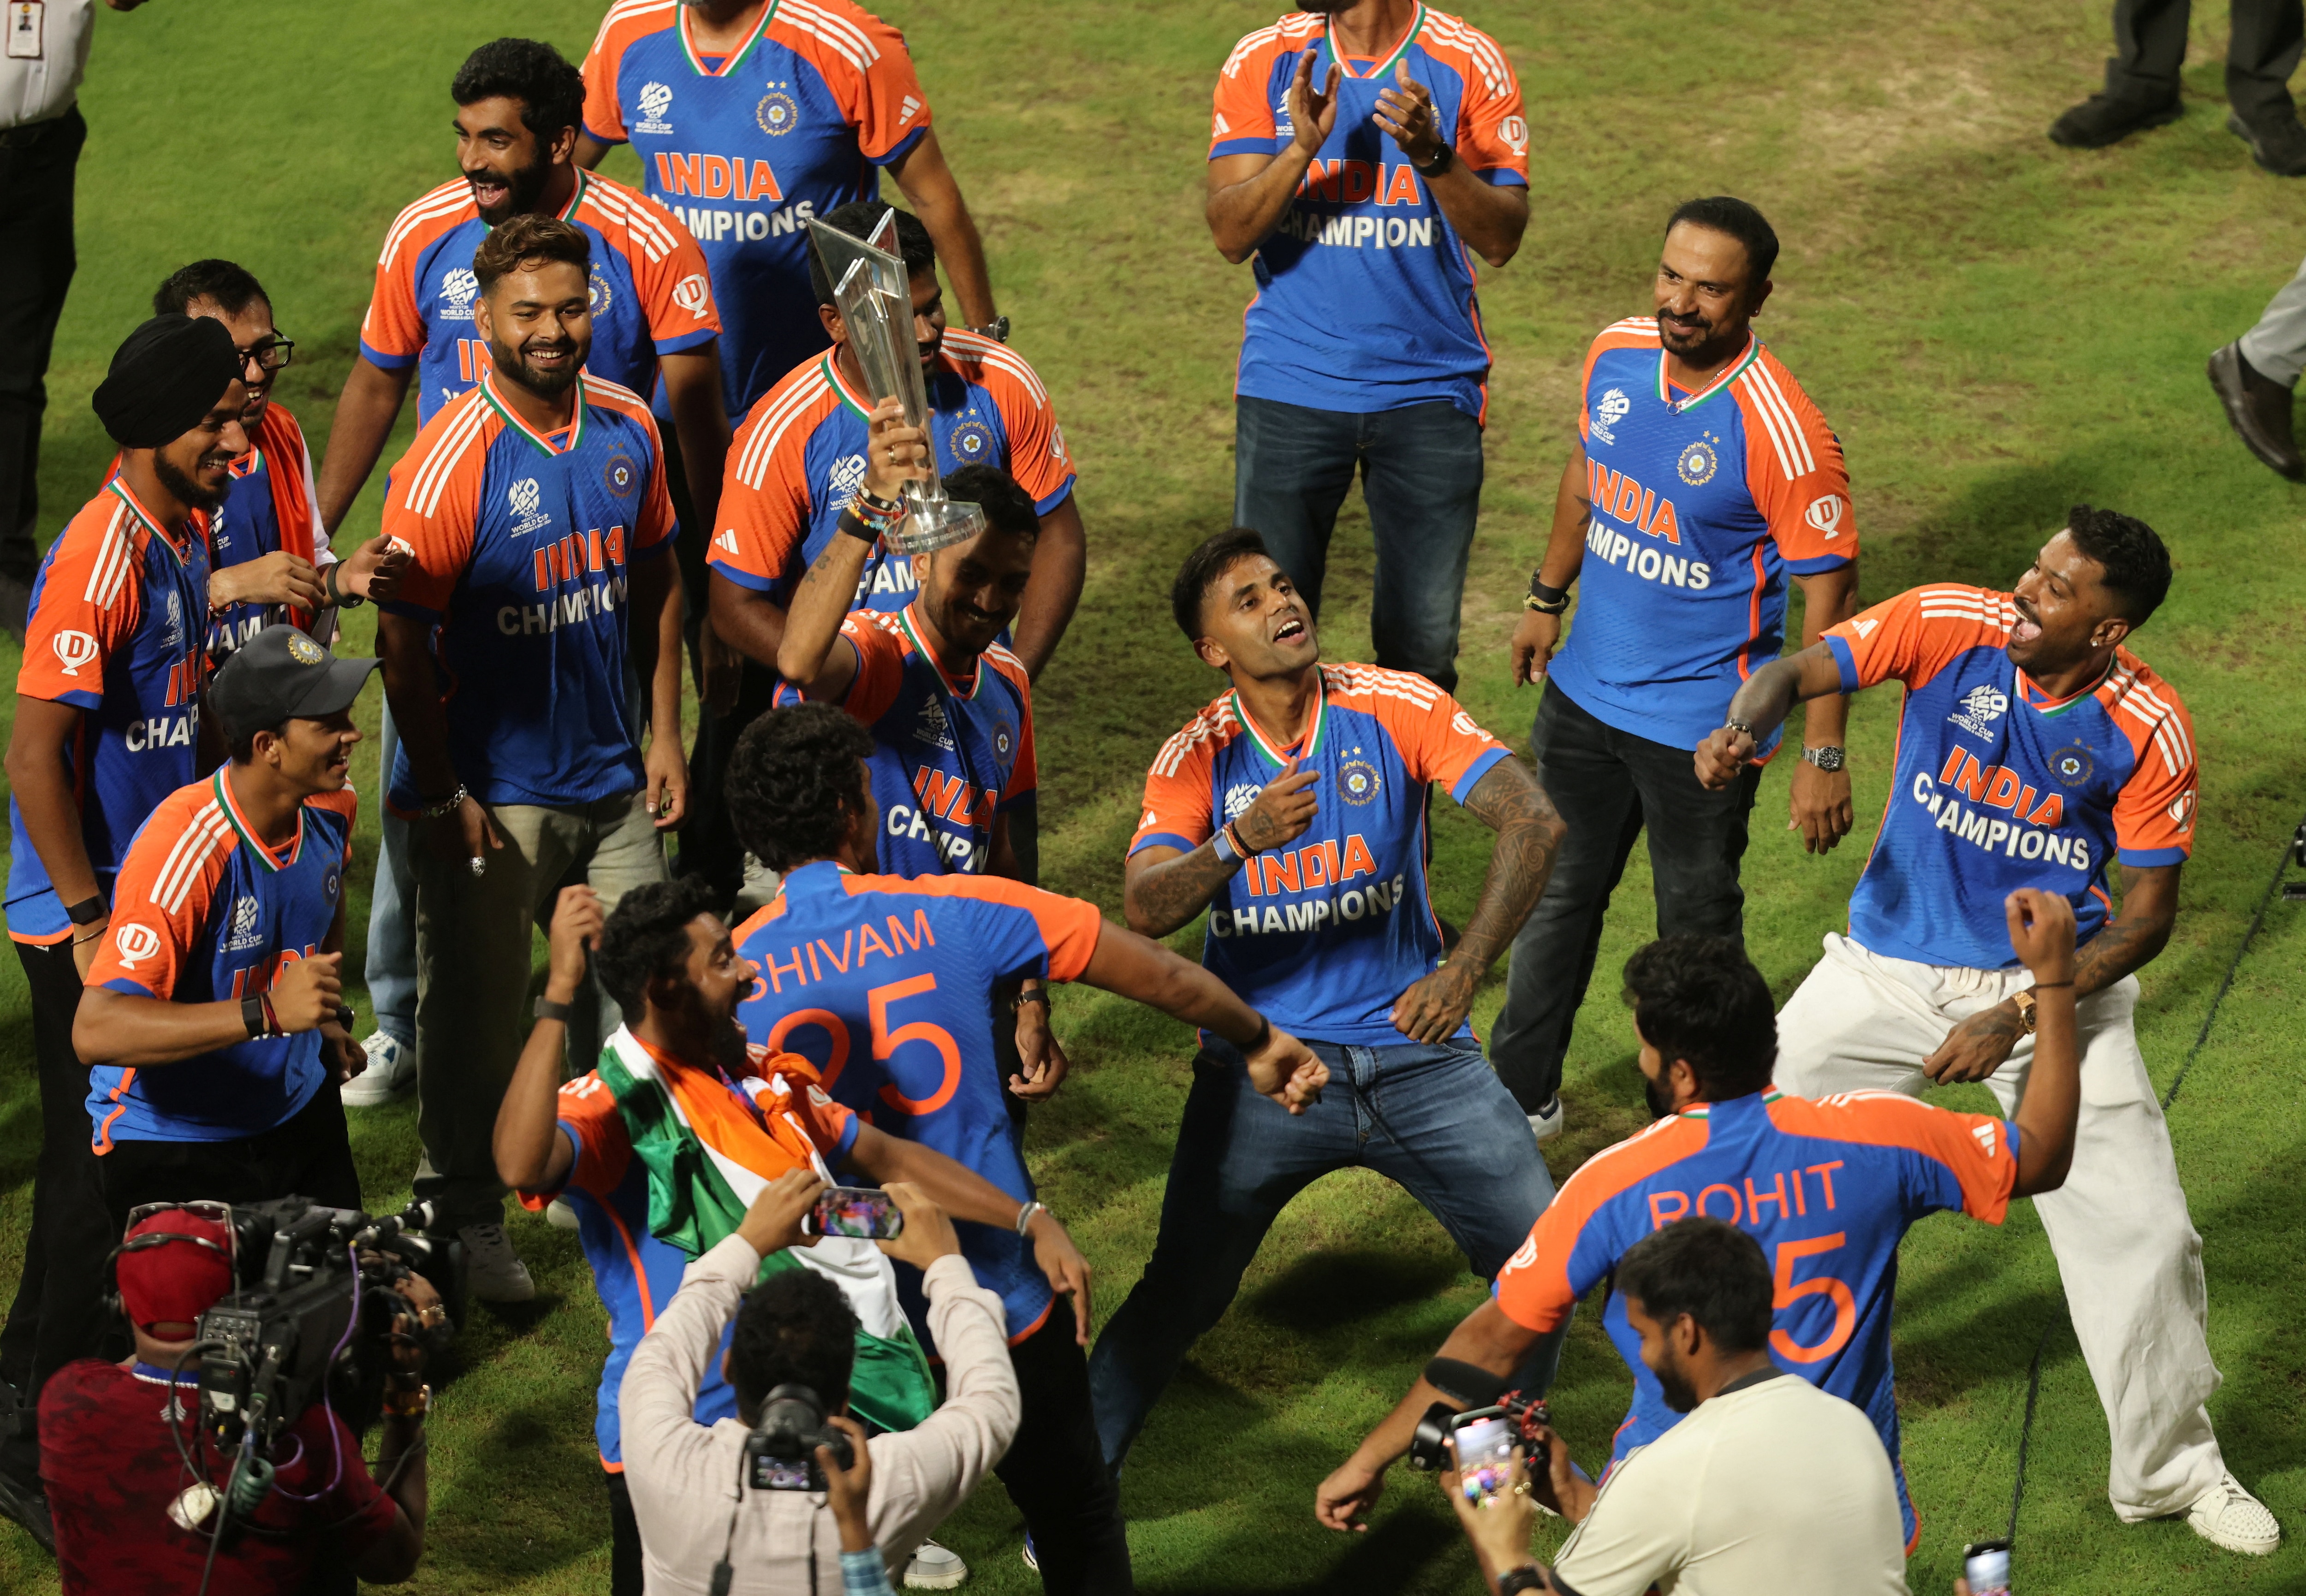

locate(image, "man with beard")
[[1493, 196, 1858, 1146], [375, 215, 687, 1302], [1693, 512, 2283, 1556], [152, 259, 410, 654], [319, 36, 725, 1114], [0, 313, 242, 1546], [494, 878, 1095, 1596], [1318, 914, 2082, 1552], [1094, 529, 1565, 1479]]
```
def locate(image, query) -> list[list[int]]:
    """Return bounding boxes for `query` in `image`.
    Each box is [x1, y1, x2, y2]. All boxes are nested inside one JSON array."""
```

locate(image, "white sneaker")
[[1527, 1096, 1564, 1144], [459, 1222, 536, 1303], [340, 1031, 415, 1107], [903, 1538, 969, 1589], [2184, 1471, 2280, 1555], [545, 1197, 581, 1231]]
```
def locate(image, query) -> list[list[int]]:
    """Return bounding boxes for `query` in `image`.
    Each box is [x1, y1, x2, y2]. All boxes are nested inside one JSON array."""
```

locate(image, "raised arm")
[[2003, 889, 2080, 1196], [1206, 54, 1339, 262], [1691, 641, 1849, 790], [1371, 59, 1528, 268], [492, 886, 602, 1193], [887, 130, 997, 331], [777, 401, 926, 699]]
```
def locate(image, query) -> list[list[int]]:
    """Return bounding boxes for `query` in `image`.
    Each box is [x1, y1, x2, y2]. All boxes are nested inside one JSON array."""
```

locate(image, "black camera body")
[[1406, 1357, 1551, 1476], [741, 1383, 854, 1493], [195, 1197, 461, 1448]]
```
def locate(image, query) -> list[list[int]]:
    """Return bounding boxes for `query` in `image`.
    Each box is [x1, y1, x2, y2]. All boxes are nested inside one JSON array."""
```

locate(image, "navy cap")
[[209, 626, 379, 744]]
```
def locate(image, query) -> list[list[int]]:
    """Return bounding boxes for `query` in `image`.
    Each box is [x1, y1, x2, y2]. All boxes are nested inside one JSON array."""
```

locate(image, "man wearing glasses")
[[152, 260, 409, 656]]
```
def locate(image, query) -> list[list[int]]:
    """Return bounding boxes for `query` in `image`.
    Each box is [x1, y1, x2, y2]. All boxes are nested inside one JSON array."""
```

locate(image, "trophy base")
[[884, 500, 987, 557]]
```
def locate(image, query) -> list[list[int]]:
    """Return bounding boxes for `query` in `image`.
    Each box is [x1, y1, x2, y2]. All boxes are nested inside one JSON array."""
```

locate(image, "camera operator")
[[622, 1175, 1021, 1595], [38, 1204, 434, 1592], [1439, 1217, 1905, 1596]]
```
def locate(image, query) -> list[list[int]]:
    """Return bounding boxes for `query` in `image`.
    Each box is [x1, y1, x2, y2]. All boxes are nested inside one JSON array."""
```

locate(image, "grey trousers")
[[2104, 0, 2304, 119], [2239, 250, 2306, 385]]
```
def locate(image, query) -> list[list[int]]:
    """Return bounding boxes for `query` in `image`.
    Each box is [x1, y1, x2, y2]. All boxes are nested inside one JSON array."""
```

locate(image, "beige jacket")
[[622, 1235, 1021, 1594]]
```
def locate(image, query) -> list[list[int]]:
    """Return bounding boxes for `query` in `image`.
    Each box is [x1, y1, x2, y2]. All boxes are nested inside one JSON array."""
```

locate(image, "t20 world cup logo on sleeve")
[[52, 629, 100, 676]]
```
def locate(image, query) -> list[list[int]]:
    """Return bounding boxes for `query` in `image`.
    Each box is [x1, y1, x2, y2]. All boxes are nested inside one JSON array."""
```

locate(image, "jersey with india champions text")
[[6, 481, 212, 946], [1550, 318, 1855, 754], [735, 860, 1103, 1347], [709, 333, 1076, 618], [209, 402, 331, 657], [784, 605, 1036, 878], [1130, 664, 1510, 1046], [1825, 584, 2198, 970], [84, 770, 356, 1150], [377, 372, 676, 812], [517, 1051, 858, 1467], [582, 0, 935, 417], [1494, 1089, 2024, 1549], [1210, 6, 1528, 420], [359, 167, 719, 426]]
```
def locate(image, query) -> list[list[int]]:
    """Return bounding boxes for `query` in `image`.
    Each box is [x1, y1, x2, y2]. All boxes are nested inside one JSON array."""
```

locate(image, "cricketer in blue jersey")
[[1088, 527, 1566, 1467]]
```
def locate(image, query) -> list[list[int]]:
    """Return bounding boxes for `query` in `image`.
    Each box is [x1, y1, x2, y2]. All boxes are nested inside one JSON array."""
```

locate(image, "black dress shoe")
[[2207, 343, 2306, 479], [0, 1468, 54, 1556], [2227, 111, 2306, 174], [2048, 93, 2182, 148]]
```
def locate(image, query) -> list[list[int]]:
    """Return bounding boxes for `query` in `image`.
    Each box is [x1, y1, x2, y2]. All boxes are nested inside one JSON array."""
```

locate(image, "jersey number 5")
[[759, 977, 965, 1116], [1770, 1232, 1856, 1365]]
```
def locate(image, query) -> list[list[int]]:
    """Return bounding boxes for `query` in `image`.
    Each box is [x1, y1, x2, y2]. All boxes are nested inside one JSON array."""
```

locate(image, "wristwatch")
[[1413, 143, 1456, 178], [2010, 988, 2039, 1036], [974, 316, 1011, 344], [1800, 745, 1846, 773], [1496, 1568, 1548, 1596]]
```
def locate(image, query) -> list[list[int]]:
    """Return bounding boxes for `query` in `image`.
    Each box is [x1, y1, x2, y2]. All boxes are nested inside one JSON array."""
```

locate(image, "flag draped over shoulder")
[[596, 1026, 936, 1433]]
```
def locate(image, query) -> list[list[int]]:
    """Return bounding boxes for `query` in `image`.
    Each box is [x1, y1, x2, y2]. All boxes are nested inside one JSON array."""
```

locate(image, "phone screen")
[[808, 1187, 904, 1240], [1450, 1414, 1517, 1508], [1962, 1542, 2012, 1596]]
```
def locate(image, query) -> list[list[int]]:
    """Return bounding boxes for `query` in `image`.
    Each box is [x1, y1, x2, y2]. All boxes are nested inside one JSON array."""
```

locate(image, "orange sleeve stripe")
[[840, 871, 1105, 982], [1495, 1115, 1712, 1331], [1766, 1093, 2015, 1225], [1581, 320, 1659, 397], [581, 1, 677, 142]]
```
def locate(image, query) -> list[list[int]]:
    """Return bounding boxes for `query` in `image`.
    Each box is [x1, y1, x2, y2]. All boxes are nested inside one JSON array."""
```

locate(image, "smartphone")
[[803, 1186, 904, 1240], [1962, 1541, 2012, 1596], [1448, 1409, 1518, 1509]]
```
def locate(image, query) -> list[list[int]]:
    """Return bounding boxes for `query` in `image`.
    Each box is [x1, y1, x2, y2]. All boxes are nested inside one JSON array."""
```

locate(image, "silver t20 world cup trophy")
[[805, 212, 984, 555]]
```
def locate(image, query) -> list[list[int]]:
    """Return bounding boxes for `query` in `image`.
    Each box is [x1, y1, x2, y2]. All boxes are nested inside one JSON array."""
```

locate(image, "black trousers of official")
[[94, 1081, 362, 1236], [0, 107, 84, 589], [2105, 0, 2306, 119], [605, 1468, 645, 1596], [988, 1295, 1133, 1595], [1488, 683, 1762, 1114], [0, 937, 115, 1486]]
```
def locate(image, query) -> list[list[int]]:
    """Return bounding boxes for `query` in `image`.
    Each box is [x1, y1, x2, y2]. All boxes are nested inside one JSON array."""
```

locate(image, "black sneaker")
[[2048, 93, 2182, 148], [0, 1468, 54, 1555], [2228, 111, 2306, 175], [2207, 343, 2306, 478]]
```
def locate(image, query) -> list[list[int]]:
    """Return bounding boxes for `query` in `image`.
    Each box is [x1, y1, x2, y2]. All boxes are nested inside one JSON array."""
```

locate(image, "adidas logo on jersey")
[[898, 95, 921, 125], [636, 81, 675, 135], [1971, 1121, 1998, 1159], [1947, 684, 2009, 739], [715, 528, 740, 555]]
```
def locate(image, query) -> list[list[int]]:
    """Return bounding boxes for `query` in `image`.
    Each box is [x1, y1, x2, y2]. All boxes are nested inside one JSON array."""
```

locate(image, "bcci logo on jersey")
[[914, 699, 956, 752], [756, 89, 800, 136], [439, 268, 480, 322], [636, 82, 675, 135], [508, 478, 553, 539], [1947, 684, 2009, 740], [1338, 759, 1381, 805], [226, 895, 264, 953], [1591, 387, 1631, 445], [589, 269, 614, 318], [950, 420, 994, 465], [1222, 783, 1262, 822]]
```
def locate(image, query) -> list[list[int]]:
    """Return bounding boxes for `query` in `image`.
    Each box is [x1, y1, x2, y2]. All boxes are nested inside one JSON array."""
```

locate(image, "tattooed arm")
[[1921, 863, 2178, 1084], [1124, 756, 1320, 938], [1391, 757, 1568, 1044]]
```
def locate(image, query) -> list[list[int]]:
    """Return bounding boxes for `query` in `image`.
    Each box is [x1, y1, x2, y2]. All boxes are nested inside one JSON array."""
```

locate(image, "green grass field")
[[2, 0, 2303, 1590]]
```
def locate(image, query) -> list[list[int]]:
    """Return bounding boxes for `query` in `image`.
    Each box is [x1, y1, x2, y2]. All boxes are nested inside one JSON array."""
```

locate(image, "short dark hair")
[[1665, 196, 1779, 286], [727, 703, 878, 872], [226, 718, 289, 765], [1622, 936, 1777, 1100], [593, 876, 721, 1016], [452, 37, 585, 144], [943, 465, 1038, 538], [1170, 527, 1271, 642], [154, 260, 268, 320], [807, 199, 936, 308], [729, 1267, 858, 1420], [1616, 1216, 1773, 1353], [2063, 504, 2171, 626], [473, 214, 591, 297]]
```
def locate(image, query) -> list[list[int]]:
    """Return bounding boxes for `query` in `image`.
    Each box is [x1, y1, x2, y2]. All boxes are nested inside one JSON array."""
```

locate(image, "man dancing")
[[1694, 506, 2280, 1556]]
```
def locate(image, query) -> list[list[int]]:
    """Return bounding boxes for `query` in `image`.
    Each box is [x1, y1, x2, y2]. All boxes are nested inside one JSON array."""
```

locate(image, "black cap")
[[210, 627, 379, 745], [91, 314, 241, 449]]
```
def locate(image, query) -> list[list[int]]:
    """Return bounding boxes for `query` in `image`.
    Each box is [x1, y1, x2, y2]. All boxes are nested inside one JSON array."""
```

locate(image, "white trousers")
[[1774, 933, 2225, 1520]]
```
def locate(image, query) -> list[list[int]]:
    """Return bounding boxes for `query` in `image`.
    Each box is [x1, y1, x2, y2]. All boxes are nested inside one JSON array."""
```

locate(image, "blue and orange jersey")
[[1494, 1089, 2022, 1547], [516, 1053, 858, 1467], [1210, 6, 1528, 421], [358, 168, 720, 427], [781, 604, 1037, 878], [209, 402, 331, 657], [82, 771, 355, 1148], [1129, 663, 1509, 1046], [377, 372, 678, 812], [582, 0, 934, 417], [710, 335, 1076, 617], [732, 860, 1104, 1347], [6, 481, 212, 945], [1825, 585, 2198, 969], [1551, 318, 1855, 754]]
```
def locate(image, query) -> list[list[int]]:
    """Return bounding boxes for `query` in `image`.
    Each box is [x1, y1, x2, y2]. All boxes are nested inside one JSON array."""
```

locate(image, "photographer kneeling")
[[624, 1175, 1020, 1594], [39, 1205, 434, 1592], [1443, 1217, 1906, 1596]]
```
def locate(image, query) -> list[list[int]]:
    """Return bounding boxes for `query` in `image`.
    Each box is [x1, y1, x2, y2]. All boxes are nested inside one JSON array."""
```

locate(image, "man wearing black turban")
[[0, 313, 248, 1547]]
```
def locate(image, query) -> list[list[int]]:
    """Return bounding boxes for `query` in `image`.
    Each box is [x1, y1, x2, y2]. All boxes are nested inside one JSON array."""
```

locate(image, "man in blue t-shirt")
[[1088, 527, 1567, 1470], [1206, 0, 1528, 691]]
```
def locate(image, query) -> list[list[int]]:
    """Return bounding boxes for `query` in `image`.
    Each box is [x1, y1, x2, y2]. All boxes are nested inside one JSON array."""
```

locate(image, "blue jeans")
[[364, 700, 416, 1045], [1087, 1036, 1557, 1467], [1233, 395, 1484, 691]]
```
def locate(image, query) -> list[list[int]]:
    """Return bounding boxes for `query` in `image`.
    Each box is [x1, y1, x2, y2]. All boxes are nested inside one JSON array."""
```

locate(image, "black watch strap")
[[1414, 143, 1456, 178], [1496, 1567, 1551, 1596], [534, 997, 573, 1024], [65, 895, 106, 926], [242, 993, 270, 1039]]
